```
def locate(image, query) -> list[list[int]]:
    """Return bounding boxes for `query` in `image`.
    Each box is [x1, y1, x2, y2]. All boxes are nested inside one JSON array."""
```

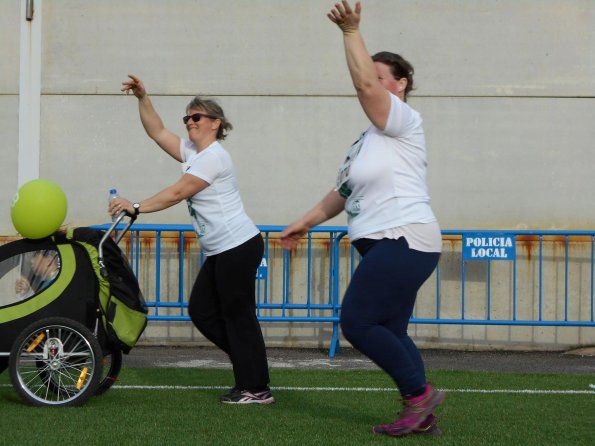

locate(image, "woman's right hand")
[[280, 220, 311, 250], [281, 191, 346, 250], [121, 74, 147, 99]]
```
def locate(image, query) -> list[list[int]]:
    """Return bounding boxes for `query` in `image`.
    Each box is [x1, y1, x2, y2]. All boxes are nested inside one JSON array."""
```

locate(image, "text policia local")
[[465, 236, 513, 259]]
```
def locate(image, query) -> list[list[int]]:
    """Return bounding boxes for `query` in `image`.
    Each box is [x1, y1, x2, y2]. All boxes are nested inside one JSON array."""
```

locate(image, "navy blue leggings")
[[340, 237, 440, 396]]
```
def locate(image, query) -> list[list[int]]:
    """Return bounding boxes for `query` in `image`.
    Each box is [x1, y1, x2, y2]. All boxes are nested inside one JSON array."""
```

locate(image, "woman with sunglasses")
[[110, 75, 273, 405], [281, 1, 444, 436]]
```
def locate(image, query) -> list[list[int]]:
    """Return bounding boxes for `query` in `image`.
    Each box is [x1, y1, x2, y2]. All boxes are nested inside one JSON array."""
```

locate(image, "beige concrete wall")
[[38, 0, 595, 97], [23, 94, 595, 231], [2, 0, 594, 234], [0, 97, 19, 219], [0, 1, 20, 93], [2, 0, 595, 350], [0, 0, 21, 229]]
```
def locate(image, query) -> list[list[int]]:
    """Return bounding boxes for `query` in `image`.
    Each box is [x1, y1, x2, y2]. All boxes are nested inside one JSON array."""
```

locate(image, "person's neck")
[[192, 136, 217, 152]]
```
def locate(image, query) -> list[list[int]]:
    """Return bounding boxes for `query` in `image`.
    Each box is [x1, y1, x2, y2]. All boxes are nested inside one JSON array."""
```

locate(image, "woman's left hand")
[[108, 197, 134, 218]]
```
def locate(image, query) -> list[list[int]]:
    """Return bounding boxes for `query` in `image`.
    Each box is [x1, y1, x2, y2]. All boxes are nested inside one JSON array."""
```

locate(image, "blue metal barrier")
[[92, 224, 595, 356], [93, 224, 348, 356], [433, 230, 595, 328]]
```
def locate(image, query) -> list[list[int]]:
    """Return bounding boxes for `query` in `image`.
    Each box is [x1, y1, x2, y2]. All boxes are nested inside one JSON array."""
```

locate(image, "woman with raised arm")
[[281, 1, 444, 436], [109, 75, 273, 405]]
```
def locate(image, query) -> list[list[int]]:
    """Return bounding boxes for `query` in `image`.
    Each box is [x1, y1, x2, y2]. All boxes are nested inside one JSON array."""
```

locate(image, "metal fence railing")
[[92, 224, 595, 357]]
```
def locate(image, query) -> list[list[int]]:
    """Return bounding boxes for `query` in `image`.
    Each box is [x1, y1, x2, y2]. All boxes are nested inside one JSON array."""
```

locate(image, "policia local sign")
[[463, 233, 516, 261]]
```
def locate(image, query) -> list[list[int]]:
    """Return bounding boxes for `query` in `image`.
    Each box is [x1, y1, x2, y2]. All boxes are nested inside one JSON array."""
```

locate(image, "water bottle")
[[109, 188, 119, 222]]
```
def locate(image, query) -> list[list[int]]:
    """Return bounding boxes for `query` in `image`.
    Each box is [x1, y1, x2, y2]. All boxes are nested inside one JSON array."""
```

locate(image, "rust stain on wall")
[[321, 239, 330, 256], [182, 233, 194, 253], [442, 235, 461, 252], [516, 235, 538, 263], [515, 235, 592, 264]]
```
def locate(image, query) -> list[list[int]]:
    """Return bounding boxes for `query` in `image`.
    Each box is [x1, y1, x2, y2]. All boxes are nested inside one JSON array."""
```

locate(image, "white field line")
[[1, 384, 593, 395], [118, 386, 595, 395]]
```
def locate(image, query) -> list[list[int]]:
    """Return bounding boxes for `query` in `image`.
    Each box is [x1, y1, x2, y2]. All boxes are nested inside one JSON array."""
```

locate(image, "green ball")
[[11, 179, 68, 239]]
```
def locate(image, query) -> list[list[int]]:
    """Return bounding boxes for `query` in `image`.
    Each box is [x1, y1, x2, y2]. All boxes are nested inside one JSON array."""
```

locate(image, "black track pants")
[[188, 234, 270, 390]]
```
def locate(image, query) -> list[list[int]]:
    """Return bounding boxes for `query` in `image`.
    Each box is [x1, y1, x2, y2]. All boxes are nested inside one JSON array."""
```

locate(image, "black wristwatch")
[[132, 202, 141, 216]]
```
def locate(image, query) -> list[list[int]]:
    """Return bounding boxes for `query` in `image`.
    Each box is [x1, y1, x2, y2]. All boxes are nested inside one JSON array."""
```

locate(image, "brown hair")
[[186, 97, 233, 140], [372, 52, 415, 101]]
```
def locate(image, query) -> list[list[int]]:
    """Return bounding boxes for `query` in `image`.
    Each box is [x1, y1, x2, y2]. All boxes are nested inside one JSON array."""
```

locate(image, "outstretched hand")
[[280, 220, 311, 250], [121, 74, 147, 99], [327, 0, 361, 34]]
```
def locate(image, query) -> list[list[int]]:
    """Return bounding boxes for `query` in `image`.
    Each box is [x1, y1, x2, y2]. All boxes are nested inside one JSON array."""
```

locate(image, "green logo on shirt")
[[187, 199, 207, 238], [346, 196, 362, 217]]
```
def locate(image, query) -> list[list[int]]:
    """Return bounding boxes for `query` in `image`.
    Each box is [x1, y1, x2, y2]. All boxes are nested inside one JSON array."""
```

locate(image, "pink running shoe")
[[372, 383, 445, 437], [413, 414, 442, 436]]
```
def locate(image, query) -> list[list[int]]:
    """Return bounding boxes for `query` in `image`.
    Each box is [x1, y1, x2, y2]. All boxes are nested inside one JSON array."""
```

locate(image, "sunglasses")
[[182, 112, 217, 125]]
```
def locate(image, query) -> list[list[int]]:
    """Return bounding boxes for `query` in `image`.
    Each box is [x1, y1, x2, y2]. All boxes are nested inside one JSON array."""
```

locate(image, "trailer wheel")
[[9, 317, 103, 407]]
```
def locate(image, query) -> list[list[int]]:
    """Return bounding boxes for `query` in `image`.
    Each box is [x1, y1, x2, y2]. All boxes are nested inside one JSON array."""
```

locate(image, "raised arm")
[[121, 74, 182, 161], [328, 1, 392, 130]]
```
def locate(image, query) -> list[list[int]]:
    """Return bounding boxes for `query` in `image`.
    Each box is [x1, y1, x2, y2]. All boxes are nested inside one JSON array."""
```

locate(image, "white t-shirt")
[[335, 93, 441, 252], [180, 139, 259, 256]]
